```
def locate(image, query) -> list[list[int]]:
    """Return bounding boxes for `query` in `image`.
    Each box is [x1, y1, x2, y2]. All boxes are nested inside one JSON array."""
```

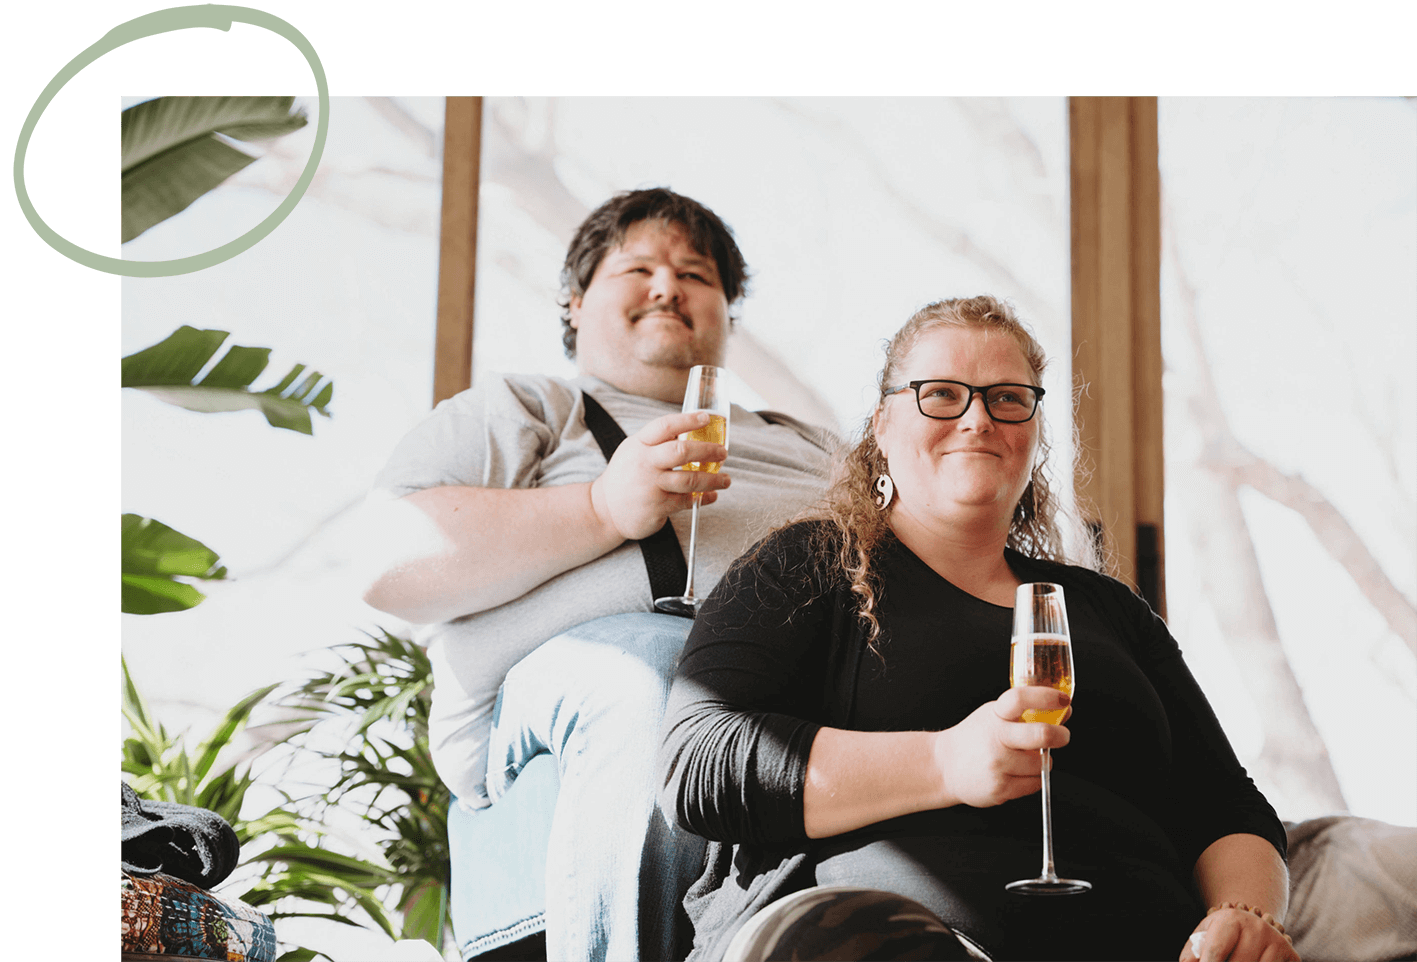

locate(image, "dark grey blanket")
[[121, 781, 240, 888]]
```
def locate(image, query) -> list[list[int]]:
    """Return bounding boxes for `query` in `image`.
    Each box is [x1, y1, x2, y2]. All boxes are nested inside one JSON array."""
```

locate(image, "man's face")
[[569, 220, 730, 390]]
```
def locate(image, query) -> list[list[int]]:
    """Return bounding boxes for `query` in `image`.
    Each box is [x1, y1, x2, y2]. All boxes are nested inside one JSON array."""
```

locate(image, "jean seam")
[[460, 911, 545, 959]]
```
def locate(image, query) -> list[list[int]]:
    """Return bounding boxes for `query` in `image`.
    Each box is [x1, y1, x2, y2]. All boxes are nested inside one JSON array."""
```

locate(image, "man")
[[359, 188, 834, 960]]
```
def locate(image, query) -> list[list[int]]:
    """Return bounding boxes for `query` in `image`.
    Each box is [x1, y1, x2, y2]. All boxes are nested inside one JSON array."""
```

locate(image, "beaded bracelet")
[[1207, 901, 1294, 946]]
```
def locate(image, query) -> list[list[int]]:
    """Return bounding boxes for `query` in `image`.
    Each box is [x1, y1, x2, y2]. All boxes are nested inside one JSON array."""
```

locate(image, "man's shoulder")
[[750, 409, 841, 456], [466, 370, 578, 404], [437, 371, 583, 427]]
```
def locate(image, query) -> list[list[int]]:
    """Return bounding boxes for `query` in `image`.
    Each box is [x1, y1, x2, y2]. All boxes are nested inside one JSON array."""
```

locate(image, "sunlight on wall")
[[1160, 97, 1417, 826]]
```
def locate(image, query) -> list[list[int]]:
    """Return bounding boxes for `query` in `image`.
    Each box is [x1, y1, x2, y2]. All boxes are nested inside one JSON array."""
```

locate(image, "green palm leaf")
[[122, 96, 308, 242], [123, 326, 333, 434], [121, 513, 226, 614], [397, 877, 447, 945], [122, 665, 397, 958]]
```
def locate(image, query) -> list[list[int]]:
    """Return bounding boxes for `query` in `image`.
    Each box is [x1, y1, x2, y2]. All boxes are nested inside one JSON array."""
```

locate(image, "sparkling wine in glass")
[[1005, 582, 1092, 896], [654, 365, 729, 617]]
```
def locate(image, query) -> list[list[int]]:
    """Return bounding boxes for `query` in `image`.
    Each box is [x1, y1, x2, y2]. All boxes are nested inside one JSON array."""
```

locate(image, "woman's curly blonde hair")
[[802, 296, 1070, 652]]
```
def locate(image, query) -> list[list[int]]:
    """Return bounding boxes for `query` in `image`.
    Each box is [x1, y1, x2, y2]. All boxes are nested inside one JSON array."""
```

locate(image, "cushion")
[[1286, 816, 1417, 962], [121, 871, 277, 961]]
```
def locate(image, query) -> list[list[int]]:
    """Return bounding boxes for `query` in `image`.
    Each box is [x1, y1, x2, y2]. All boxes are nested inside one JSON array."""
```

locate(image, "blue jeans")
[[469, 613, 707, 961]]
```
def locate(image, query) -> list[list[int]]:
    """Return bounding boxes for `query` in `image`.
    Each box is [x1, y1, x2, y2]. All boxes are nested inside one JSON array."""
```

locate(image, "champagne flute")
[[654, 365, 730, 617], [1005, 582, 1092, 896]]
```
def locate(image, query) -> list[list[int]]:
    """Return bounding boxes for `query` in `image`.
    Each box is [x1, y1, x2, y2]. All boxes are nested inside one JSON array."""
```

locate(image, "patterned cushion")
[[121, 872, 277, 961]]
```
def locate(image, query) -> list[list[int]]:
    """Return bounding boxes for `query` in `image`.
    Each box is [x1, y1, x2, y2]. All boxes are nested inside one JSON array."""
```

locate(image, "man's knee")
[[545, 612, 689, 670], [494, 612, 691, 753], [503, 613, 688, 702]]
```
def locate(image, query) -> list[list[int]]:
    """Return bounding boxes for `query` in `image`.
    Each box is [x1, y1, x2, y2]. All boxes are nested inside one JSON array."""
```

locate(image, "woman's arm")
[[802, 687, 1072, 838], [660, 525, 1078, 844], [1181, 833, 1297, 961], [1194, 832, 1289, 921]]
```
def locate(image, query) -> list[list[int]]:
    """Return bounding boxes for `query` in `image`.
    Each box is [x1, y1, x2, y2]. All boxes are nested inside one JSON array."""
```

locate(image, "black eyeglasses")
[[882, 380, 1046, 423]]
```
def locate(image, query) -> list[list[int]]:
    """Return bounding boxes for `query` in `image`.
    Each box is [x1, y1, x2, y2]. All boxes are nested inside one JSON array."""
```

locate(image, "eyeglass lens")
[[917, 382, 1040, 422]]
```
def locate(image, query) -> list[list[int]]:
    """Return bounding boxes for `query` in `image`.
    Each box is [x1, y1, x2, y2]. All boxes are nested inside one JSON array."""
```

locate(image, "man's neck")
[[578, 364, 691, 406]]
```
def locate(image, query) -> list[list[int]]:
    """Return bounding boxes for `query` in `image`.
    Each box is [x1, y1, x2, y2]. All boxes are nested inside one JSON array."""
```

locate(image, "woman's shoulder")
[[757, 518, 850, 563], [725, 519, 846, 590], [1009, 551, 1155, 613], [701, 520, 851, 628], [1011, 549, 1121, 588], [1008, 550, 1169, 654]]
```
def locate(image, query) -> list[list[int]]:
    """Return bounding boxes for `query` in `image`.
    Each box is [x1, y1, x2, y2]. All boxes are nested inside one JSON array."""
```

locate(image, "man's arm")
[[358, 410, 729, 624]]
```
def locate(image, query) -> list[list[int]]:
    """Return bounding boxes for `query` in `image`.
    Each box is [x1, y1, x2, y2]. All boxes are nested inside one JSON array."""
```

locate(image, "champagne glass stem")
[[681, 492, 703, 599], [1039, 747, 1058, 882]]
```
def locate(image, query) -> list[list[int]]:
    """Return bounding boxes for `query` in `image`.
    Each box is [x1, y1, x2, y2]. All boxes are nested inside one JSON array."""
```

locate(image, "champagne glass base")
[[653, 595, 701, 618], [1005, 877, 1092, 896]]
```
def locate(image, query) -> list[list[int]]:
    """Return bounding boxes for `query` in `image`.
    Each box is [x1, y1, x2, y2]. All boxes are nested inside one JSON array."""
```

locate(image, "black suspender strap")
[[580, 392, 691, 613]]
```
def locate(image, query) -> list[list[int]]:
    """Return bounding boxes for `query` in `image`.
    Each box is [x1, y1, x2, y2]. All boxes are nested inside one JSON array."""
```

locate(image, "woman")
[[657, 297, 1297, 961]]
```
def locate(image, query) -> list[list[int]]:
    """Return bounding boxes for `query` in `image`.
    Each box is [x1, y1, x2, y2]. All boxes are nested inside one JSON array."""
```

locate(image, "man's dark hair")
[[558, 188, 750, 358]]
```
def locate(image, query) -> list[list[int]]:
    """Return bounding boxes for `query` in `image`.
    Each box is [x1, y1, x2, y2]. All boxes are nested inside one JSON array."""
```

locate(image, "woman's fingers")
[[1189, 910, 1297, 962], [994, 685, 1071, 719], [993, 687, 1072, 751]]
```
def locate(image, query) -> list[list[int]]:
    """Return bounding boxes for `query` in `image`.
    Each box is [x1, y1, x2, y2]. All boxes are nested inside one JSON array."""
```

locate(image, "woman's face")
[[874, 325, 1042, 530]]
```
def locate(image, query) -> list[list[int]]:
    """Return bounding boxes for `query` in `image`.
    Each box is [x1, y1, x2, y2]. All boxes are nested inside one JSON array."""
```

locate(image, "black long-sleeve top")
[[657, 521, 1286, 959]]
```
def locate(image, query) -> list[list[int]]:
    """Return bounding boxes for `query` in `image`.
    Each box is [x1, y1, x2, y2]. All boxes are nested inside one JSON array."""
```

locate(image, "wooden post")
[[1069, 96, 1165, 616], [433, 97, 483, 407]]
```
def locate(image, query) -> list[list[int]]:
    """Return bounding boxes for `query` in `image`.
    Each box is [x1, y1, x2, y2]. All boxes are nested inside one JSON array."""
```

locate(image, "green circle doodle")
[[12, 5, 329, 278]]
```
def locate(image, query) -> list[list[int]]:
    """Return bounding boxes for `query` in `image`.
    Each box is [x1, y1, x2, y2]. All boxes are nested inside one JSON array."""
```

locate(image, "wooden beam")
[[1129, 99, 1165, 617], [433, 97, 483, 407], [1069, 96, 1165, 616]]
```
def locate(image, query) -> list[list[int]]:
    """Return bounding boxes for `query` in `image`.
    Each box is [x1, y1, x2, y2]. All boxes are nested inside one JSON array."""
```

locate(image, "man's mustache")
[[629, 305, 691, 328]]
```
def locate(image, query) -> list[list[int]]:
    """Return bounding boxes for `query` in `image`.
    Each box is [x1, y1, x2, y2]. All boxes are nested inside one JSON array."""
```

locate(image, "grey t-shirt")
[[369, 372, 835, 806]]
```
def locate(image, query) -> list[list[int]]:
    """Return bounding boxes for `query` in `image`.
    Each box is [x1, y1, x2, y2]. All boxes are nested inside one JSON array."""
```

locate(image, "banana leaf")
[[123, 326, 333, 434], [122, 96, 308, 242], [121, 513, 226, 614]]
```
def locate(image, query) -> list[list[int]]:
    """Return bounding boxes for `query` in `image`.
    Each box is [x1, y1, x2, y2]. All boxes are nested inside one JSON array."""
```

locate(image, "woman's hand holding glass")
[[931, 687, 1072, 809], [1005, 582, 1091, 894]]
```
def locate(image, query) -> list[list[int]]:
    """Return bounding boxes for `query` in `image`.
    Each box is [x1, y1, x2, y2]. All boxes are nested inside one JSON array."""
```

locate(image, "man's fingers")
[[637, 410, 718, 446], [633, 414, 728, 471], [659, 467, 731, 494], [652, 439, 729, 472]]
